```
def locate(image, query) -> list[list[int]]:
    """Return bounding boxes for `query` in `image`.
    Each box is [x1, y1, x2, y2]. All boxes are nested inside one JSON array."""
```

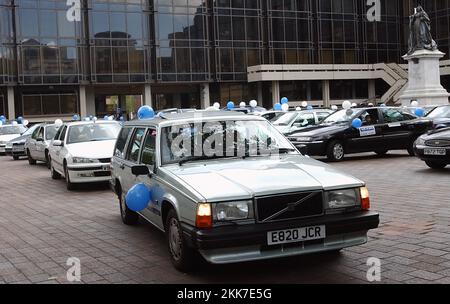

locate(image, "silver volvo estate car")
[[110, 111, 379, 272]]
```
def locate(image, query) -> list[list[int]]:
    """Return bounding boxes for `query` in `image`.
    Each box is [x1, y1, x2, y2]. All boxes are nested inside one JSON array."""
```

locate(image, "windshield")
[[161, 120, 298, 165], [22, 124, 39, 136], [67, 123, 121, 144], [0, 125, 27, 135], [273, 112, 298, 126], [323, 109, 356, 124], [427, 106, 450, 119], [45, 125, 58, 140]]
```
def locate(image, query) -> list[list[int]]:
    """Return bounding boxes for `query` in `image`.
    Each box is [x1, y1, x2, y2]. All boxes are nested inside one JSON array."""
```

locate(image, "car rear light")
[[196, 203, 212, 228], [360, 187, 370, 210]]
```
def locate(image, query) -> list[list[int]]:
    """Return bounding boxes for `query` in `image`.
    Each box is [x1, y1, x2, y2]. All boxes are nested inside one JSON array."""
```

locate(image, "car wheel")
[[119, 191, 139, 225], [50, 157, 61, 179], [375, 150, 388, 156], [13, 155, 19, 161], [166, 209, 197, 272], [425, 161, 447, 169], [407, 139, 416, 156], [45, 151, 50, 169], [27, 150, 36, 165], [64, 164, 75, 191], [326, 140, 345, 162]]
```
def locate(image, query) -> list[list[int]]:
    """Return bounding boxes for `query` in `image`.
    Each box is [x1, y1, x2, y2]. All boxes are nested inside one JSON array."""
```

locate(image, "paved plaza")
[[0, 153, 450, 284]]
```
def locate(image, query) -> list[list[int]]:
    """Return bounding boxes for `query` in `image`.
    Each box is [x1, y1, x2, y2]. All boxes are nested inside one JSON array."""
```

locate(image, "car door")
[[137, 128, 162, 226], [380, 108, 415, 149], [28, 126, 41, 158], [35, 126, 46, 161], [54, 126, 67, 173], [346, 109, 385, 153], [121, 128, 147, 195]]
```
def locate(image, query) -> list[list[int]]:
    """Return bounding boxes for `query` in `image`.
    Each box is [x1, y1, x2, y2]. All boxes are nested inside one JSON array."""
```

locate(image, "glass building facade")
[[0, 0, 449, 119]]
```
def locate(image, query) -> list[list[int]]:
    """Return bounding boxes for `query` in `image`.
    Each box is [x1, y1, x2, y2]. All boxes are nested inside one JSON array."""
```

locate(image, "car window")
[[45, 125, 58, 140], [141, 129, 156, 166], [126, 128, 146, 163], [382, 108, 408, 123], [59, 126, 67, 141], [32, 127, 41, 140], [317, 112, 331, 122], [294, 113, 315, 126], [360, 109, 380, 125], [115, 127, 132, 158], [67, 123, 121, 144], [37, 127, 44, 139]]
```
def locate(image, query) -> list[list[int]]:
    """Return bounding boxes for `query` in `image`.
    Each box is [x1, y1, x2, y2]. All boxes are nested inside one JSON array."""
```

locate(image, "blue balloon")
[[119, 116, 124, 121], [281, 97, 289, 104], [17, 116, 23, 123], [227, 101, 235, 110], [415, 108, 425, 117], [73, 114, 79, 121], [125, 183, 152, 212], [138, 105, 155, 120], [352, 118, 362, 128], [307, 105, 313, 110], [380, 103, 386, 107], [274, 103, 282, 111], [0, 115, 4, 121]]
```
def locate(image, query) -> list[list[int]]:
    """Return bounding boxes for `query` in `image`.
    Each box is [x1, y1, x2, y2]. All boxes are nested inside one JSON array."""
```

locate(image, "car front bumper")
[[0, 144, 6, 154], [11, 144, 25, 157], [290, 141, 327, 156], [182, 211, 379, 264], [67, 163, 111, 183], [414, 145, 450, 163]]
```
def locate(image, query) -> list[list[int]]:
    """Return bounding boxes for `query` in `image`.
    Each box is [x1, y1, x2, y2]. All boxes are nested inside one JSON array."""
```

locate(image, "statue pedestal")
[[399, 49, 450, 106]]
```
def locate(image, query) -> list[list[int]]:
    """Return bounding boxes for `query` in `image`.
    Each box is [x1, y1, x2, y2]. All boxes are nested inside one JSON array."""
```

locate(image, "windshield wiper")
[[179, 155, 223, 166]]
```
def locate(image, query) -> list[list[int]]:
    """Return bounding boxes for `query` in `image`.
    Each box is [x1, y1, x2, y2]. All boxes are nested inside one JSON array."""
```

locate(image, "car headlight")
[[415, 136, 426, 146], [6, 143, 12, 148], [295, 137, 313, 142], [325, 188, 359, 210], [213, 201, 254, 221], [72, 157, 100, 164]]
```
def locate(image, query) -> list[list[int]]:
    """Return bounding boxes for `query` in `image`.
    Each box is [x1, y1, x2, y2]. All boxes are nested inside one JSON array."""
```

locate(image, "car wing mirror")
[[53, 140, 63, 147], [131, 165, 150, 176]]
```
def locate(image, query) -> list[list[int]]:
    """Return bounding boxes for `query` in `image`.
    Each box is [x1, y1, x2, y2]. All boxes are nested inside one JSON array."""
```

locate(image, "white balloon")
[[22, 120, 29, 126], [368, 103, 374, 107], [239, 102, 246, 108], [295, 107, 302, 111], [342, 100, 352, 110], [351, 103, 357, 108], [206, 106, 216, 111], [301, 101, 308, 108], [55, 119, 63, 127], [213, 102, 221, 109], [410, 100, 419, 107], [108, 116, 114, 121], [93, 117, 98, 121], [12, 121, 18, 126], [281, 103, 289, 112], [250, 100, 258, 108], [331, 105, 338, 111]]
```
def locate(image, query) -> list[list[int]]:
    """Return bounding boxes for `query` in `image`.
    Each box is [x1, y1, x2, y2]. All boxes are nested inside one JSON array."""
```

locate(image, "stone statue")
[[408, 5, 437, 55]]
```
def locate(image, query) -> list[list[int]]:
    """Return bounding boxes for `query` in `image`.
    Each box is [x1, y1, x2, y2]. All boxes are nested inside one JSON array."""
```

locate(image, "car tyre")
[[27, 150, 36, 165], [326, 140, 345, 162], [425, 161, 447, 169], [166, 209, 197, 272], [45, 151, 50, 169], [119, 191, 139, 225], [64, 163, 75, 191], [407, 139, 416, 156]]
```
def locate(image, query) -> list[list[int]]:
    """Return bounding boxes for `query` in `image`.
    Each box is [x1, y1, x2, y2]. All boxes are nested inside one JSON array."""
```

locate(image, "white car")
[[48, 121, 121, 190], [25, 124, 58, 167], [0, 124, 28, 155]]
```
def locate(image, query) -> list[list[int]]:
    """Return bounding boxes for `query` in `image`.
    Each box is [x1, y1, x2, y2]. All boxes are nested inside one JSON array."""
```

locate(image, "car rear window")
[[115, 127, 132, 158]]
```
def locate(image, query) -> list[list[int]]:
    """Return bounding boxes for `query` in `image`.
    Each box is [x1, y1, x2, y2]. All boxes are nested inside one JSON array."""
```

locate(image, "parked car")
[[224, 106, 267, 114], [25, 124, 58, 167], [414, 127, 450, 169], [426, 105, 450, 129], [273, 109, 334, 135], [288, 107, 432, 161], [257, 110, 284, 122], [110, 111, 379, 272], [48, 121, 121, 190], [7, 124, 41, 160], [0, 124, 27, 155]]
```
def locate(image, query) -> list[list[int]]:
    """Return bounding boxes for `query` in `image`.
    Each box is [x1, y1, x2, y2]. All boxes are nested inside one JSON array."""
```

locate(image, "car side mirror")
[[131, 165, 150, 176], [53, 140, 63, 147], [37, 137, 44, 142]]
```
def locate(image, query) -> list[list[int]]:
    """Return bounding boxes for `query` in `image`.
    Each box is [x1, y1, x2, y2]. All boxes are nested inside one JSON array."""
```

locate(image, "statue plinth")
[[399, 49, 450, 106]]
